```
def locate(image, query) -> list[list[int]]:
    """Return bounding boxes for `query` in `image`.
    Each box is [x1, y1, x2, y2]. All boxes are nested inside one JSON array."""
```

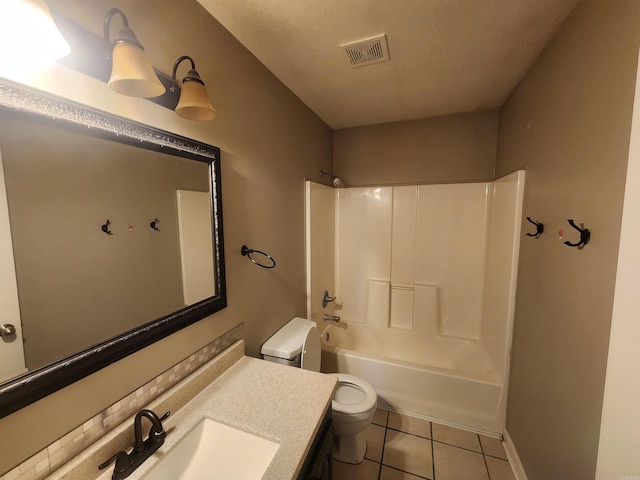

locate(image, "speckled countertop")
[[51, 341, 337, 480], [131, 357, 337, 480]]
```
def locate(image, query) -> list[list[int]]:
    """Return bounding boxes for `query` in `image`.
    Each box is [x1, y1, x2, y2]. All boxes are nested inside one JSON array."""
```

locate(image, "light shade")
[[172, 56, 216, 121], [108, 41, 165, 97], [175, 79, 216, 121], [0, 0, 70, 65], [104, 8, 165, 98]]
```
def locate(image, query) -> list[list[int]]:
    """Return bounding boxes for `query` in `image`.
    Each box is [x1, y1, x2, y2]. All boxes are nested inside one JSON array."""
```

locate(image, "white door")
[[0, 146, 26, 382], [176, 190, 215, 306], [595, 48, 640, 478]]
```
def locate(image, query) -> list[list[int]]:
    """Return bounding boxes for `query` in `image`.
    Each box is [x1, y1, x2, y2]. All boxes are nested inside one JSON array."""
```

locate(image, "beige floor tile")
[[432, 423, 481, 452], [479, 435, 507, 460], [380, 465, 429, 480], [433, 443, 489, 480], [388, 412, 431, 438], [333, 458, 380, 480], [365, 424, 386, 463], [485, 456, 516, 480], [373, 408, 390, 427], [383, 430, 433, 479]]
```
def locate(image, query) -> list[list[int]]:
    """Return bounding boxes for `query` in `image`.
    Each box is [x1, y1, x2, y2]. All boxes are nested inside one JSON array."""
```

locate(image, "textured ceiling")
[[197, 0, 580, 129]]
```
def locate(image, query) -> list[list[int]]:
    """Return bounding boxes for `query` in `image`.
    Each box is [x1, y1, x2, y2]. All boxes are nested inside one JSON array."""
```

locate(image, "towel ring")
[[241, 245, 276, 269]]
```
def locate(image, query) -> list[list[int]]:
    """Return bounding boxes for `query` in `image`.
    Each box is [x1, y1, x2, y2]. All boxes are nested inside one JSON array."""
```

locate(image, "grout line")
[[432, 438, 485, 455], [377, 411, 389, 480], [431, 422, 436, 480], [382, 464, 431, 479], [377, 430, 385, 479], [478, 433, 491, 479], [387, 426, 431, 439], [485, 452, 510, 461]]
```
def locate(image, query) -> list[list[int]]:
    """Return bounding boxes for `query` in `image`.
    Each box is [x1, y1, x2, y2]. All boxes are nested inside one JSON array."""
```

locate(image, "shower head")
[[320, 169, 347, 188]]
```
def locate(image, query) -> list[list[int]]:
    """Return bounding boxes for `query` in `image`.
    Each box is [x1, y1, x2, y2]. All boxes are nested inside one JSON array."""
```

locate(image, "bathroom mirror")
[[0, 78, 226, 418]]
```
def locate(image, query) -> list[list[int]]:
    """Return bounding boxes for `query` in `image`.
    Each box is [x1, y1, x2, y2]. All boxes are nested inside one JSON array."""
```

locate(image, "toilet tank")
[[261, 317, 321, 371]]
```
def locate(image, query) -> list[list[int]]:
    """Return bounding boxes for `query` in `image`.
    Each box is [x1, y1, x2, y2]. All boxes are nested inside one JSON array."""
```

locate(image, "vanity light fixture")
[[171, 56, 216, 121], [103, 8, 165, 98]]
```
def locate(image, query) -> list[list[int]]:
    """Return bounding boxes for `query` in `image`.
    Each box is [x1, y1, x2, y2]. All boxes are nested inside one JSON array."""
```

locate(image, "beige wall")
[[495, 0, 640, 478], [333, 110, 498, 186], [0, 0, 332, 474]]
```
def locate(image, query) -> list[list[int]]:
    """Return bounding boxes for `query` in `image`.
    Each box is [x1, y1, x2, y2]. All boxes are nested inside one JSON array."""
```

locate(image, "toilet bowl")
[[261, 317, 378, 464], [328, 373, 377, 463]]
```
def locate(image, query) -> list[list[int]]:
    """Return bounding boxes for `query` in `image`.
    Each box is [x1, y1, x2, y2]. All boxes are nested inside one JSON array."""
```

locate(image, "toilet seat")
[[328, 373, 377, 415]]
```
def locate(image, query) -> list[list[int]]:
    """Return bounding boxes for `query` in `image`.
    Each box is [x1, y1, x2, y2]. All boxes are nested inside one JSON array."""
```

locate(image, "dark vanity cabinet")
[[298, 408, 333, 480]]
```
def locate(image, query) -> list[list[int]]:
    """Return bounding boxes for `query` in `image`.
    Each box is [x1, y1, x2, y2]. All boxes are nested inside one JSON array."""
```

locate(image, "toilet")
[[261, 317, 377, 464]]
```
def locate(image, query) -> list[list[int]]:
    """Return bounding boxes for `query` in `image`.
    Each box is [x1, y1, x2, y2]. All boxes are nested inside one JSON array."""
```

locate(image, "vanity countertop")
[[54, 342, 337, 480], [132, 356, 337, 480]]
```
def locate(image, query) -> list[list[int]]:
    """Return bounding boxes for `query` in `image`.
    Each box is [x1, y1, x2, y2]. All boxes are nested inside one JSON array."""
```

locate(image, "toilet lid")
[[328, 373, 377, 415], [301, 327, 321, 371]]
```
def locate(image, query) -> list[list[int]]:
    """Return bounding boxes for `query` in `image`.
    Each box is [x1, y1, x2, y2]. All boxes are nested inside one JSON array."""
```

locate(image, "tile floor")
[[333, 409, 516, 480]]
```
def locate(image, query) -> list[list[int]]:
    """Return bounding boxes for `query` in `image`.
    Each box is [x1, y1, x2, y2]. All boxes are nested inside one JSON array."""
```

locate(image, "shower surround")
[[306, 171, 524, 434]]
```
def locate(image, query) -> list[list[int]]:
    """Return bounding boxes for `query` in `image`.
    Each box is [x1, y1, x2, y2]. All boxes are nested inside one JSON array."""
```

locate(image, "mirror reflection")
[[0, 103, 220, 387]]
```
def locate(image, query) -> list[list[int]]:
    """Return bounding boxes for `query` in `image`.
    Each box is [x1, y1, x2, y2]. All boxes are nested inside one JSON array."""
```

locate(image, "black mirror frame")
[[0, 77, 226, 418]]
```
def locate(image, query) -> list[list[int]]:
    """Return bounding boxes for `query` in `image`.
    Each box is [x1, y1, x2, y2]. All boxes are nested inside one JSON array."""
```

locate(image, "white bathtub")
[[321, 339, 507, 435]]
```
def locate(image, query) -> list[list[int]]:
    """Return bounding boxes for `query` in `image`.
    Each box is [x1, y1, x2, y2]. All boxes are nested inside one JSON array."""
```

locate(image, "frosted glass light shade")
[[175, 80, 216, 121], [108, 42, 165, 98]]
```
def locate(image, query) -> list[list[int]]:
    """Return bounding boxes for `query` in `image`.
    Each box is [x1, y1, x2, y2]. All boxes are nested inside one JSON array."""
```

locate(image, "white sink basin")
[[143, 419, 280, 480]]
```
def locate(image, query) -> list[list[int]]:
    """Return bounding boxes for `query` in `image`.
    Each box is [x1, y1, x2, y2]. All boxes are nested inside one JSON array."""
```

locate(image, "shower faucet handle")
[[0, 324, 16, 338], [322, 290, 336, 308]]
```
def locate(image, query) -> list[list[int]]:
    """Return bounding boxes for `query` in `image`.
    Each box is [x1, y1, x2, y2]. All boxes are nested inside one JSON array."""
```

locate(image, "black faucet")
[[98, 409, 170, 480]]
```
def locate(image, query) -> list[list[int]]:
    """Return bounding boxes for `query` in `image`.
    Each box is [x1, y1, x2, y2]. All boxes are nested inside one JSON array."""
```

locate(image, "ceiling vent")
[[340, 34, 390, 68]]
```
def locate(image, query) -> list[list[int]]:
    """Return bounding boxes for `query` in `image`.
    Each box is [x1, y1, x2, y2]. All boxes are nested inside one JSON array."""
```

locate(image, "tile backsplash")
[[1, 323, 245, 480]]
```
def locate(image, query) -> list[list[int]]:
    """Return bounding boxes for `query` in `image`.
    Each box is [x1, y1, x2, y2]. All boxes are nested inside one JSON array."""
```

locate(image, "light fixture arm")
[[103, 8, 144, 52], [172, 55, 205, 89]]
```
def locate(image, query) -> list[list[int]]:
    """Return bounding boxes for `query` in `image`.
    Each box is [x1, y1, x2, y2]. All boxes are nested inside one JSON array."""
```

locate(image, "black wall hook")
[[525, 217, 544, 238], [101, 220, 112, 235], [564, 219, 590, 248], [150, 218, 160, 231]]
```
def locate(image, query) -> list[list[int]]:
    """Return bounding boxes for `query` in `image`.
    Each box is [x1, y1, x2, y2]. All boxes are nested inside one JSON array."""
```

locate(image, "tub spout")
[[323, 314, 340, 322]]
